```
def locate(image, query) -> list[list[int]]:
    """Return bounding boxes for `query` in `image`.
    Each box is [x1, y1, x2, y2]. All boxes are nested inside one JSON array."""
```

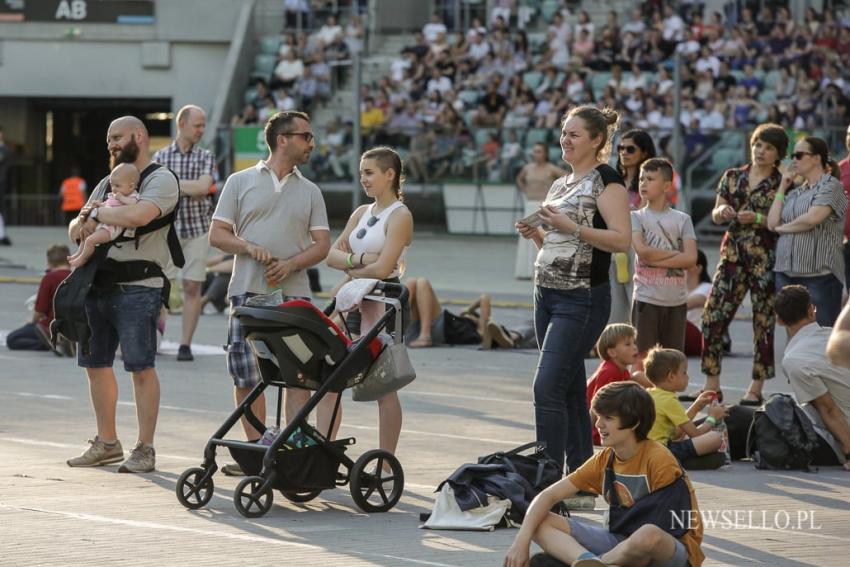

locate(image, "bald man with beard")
[[66, 116, 179, 474]]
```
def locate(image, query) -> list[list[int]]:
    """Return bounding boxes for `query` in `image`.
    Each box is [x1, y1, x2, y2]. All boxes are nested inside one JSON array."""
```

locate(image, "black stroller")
[[176, 282, 407, 518]]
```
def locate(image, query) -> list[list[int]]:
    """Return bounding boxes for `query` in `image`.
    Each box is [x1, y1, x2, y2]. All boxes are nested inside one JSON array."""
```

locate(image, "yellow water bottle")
[[615, 252, 630, 283]]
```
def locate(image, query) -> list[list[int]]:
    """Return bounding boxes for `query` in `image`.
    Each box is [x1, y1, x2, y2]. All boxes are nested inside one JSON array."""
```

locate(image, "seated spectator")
[[272, 50, 304, 90], [360, 97, 386, 142], [499, 130, 523, 179], [739, 63, 763, 96], [257, 94, 279, 122], [231, 103, 259, 127], [504, 381, 705, 567], [572, 29, 594, 63], [406, 128, 436, 183], [472, 82, 507, 126], [250, 79, 272, 109], [645, 347, 726, 467], [283, 0, 310, 30], [467, 31, 492, 62], [422, 12, 447, 43], [315, 14, 342, 46], [310, 52, 332, 95], [621, 8, 646, 36], [297, 66, 319, 109], [574, 9, 594, 42], [548, 11, 571, 43], [777, 286, 850, 470], [345, 14, 365, 55], [426, 67, 452, 95], [6, 244, 73, 355]]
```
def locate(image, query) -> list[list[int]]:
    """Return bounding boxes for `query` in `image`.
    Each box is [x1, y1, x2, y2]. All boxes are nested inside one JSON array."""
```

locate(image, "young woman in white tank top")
[[327, 147, 413, 460]]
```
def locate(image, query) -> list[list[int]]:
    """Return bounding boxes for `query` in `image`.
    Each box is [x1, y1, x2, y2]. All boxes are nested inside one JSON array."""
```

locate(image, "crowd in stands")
[[231, 1, 850, 184]]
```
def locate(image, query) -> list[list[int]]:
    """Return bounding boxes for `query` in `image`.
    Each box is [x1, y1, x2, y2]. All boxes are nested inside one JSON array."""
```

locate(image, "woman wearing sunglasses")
[[608, 129, 657, 325], [515, 105, 631, 479], [684, 123, 788, 407], [327, 146, 413, 459], [767, 136, 847, 327]]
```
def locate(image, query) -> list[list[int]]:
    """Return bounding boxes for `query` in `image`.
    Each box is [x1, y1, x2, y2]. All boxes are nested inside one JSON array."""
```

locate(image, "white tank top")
[[348, 201, 407, 278]]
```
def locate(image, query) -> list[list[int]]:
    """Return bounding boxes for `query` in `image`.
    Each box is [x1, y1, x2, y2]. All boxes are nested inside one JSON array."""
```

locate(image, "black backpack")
[[51, 163, 183, 354], [442, 310, 482, 345], [746, 393, 820, 471]]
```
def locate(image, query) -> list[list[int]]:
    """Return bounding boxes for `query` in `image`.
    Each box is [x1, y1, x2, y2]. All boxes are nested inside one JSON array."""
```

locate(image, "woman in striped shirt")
[[768, 136, 848, 327]]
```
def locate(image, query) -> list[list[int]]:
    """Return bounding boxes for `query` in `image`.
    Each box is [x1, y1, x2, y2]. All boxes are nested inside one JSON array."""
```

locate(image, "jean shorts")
[[569, 518, 691, 567], [78, 284, 162, 372]]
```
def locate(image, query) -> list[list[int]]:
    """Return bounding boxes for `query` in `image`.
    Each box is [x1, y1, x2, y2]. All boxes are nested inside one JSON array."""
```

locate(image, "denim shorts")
[[569, 518, 690, 567], [78, 284, 162, 372], [668, 438, 699, 464]]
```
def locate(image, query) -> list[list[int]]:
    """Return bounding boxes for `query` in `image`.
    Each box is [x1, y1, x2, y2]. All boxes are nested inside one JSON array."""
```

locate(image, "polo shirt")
[[783, 323, 850, 420], [212, 161, 329, 298]]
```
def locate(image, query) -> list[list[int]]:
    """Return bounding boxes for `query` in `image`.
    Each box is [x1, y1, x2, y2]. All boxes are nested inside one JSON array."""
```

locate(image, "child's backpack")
[[442, 310, 481, 345], [746, 393, 820, 471]]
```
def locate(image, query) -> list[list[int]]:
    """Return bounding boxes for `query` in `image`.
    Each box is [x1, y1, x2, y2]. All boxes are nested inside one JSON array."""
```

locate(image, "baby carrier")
[[50, 163, 183, 354]]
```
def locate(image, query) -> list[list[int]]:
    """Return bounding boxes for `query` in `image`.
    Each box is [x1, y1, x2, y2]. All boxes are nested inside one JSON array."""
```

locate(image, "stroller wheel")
[[280, 489, 322, 503], [234, 476, 274, 518], [349, 449, 404, 513], [176, 467, 214, 510]]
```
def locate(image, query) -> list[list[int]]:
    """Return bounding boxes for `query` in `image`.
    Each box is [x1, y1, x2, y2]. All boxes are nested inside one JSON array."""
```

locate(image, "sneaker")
[[117, 441, 156, 473], [67, 437, 124, 467], [177, 344, 194, 361], [221, 463, 245, 476], [563, 494, 597, 511]]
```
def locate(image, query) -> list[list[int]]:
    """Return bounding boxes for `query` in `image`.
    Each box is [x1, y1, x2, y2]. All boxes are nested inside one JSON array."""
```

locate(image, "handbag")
[[351, 342, 416, 401], [604, 451, 691, 538], [477, 442, 561, 493], [422, 484, 511, 531]]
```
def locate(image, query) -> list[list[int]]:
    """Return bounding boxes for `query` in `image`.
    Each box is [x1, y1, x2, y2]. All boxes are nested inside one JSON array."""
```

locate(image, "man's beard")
[[110, 136, 140, 169]]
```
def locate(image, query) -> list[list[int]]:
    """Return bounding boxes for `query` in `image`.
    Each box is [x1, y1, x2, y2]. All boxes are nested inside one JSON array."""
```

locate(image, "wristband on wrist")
[[346, 253, 354, 269], [705, 416, 718, 426], [756, 212, 763, 224], [359, 253, 365, 266], [774, 193, 785, 202]]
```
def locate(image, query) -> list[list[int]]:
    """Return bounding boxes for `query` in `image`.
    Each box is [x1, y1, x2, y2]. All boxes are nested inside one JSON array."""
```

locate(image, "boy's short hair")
[[591, 381, 655, 441], [596, 323, 637, 361], [775, 285, 811, 326], [640, 157, 674, 182], [644, 346, 687, 384], [46, 244, 70, 267]]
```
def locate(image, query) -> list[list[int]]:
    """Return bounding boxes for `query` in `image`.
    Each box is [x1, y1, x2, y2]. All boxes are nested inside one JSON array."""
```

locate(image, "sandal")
[[487, 322, 516, 349], [739, 393, 764, 406]]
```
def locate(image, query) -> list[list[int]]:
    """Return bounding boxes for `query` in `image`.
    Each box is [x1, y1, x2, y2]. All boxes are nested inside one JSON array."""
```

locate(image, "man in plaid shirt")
[[153, 105, 216, 361]]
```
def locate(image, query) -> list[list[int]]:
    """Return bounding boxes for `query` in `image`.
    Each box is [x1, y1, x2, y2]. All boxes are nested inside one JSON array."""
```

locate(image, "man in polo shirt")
[[776, 285, 850, 471], [154, 105, 216, 362], [209, 111, 332, 475]]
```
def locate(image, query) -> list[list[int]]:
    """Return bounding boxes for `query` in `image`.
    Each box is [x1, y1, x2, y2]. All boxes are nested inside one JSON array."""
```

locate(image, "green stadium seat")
[[526, 128, 548, 146], [763, 70, 781, 90], [527, 31, 547, 52], [541, 0, 560, 22], [730, 70, 745, 81], [711, 148, 742, 172], [244, 87, 258, 105], [758, 90, 776, 104], [590, 71, 612, 94], [253, 54, 276, 78], [523, 71, 543, 90], [458, 90, 481, 105], [503, 129, 524, 144], [548, 146, 561, 163], [260, 36, 281, 55], [475, 128, 497, 147]]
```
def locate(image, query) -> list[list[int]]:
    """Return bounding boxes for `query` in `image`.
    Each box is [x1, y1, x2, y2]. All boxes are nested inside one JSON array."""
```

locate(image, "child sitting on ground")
[[630, 158, 697, 369], [586, 323, 652, 445], [504, 381, 705, 567], [645, 346, 726, 467], [68, 163, 140, 268]]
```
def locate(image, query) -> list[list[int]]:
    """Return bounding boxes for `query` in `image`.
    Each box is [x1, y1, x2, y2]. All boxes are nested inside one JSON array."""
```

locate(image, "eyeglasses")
[[281, 131, 314, 143], [617, 145, 638, 154], [792, 151, 813, 160], [355, 215, 379, 239]]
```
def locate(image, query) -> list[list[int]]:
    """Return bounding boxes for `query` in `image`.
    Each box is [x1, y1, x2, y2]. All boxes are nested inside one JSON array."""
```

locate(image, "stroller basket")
[[228, 441, 348, 491], [238, 300, 382, 392]]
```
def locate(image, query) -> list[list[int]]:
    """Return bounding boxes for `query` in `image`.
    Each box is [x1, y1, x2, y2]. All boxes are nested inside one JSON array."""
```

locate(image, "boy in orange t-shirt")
[[505, 382, 705, 567]]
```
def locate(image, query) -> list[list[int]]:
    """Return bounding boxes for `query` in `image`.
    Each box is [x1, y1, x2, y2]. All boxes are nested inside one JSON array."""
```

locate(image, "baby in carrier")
[[68, 163, 140, 268]]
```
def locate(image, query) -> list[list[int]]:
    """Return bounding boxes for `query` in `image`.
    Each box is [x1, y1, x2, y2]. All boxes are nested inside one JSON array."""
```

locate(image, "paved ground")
[[1, 226, 848, 566]]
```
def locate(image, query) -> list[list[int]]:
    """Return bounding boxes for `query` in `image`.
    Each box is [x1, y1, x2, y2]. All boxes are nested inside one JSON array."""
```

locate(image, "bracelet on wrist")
[[705, 416, 718, 426], [346, 253, 354, 269], [359, 253, 365, 266], [756, 212, 763, 224], [774, 192, 785, 202]]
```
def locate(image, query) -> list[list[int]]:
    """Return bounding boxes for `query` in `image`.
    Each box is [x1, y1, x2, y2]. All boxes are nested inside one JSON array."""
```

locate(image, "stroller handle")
[[373, 281, 409, 306]]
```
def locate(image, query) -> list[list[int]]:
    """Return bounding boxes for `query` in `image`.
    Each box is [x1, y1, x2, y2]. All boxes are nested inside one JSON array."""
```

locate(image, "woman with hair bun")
[[515, 105, 631, 481], [327, 146, 413, 459], [768, 135, 847, 327], [687, 123, 788, 407]]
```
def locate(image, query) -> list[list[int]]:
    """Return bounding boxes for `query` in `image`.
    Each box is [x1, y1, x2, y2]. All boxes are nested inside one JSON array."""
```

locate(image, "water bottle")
[[259, 425, 280, 446], [709, 395, 731, 466]]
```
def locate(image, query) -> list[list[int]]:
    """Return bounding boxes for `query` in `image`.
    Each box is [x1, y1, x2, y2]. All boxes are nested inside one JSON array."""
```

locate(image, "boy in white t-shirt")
[[631, 158, 697, 367]]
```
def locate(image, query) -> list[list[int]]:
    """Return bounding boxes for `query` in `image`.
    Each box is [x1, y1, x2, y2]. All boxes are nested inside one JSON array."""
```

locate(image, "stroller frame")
[[176, 282, 408, 518]]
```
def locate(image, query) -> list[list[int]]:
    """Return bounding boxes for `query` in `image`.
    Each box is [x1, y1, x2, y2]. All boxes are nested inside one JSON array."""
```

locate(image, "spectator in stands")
[[316, 14, 343, 46], [360, 97, 386, 144], [472, 82, 507, 126], [691, 124, 788, 406], [325, 117, 353, 179], [231, 104, 259, 127], [467, 30, 492, 62], [423, 12, 447, 43], [6, 244, 72, 355], [661, 4, 685, 42], [258, 95, 279, 123], [272, 50, 304, 91], [775, 286, 850, 471], [283, 0, 310, 31], [769, 136, 847, 327], [345, 13, 365, 55]]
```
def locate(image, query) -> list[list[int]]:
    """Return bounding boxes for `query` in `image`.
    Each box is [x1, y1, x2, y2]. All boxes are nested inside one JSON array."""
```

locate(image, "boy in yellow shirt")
[[645, 347, 725, 464]]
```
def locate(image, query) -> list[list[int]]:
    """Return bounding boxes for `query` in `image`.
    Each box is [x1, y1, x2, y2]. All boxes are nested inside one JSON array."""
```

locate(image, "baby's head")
[[110, 163, 140, 196], [595, 323, 638, 367]]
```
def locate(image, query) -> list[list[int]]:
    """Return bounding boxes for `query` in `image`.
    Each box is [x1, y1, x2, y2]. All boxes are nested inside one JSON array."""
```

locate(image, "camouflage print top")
[[716, 164, 782, 267]]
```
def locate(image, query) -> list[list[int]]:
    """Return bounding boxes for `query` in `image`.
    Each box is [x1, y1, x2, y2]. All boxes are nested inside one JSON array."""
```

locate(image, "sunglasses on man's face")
[[618, 145, 638, 154], [281, 131, 314, 143], [792, 151, 813, 160], [355, 215, 379, 239]]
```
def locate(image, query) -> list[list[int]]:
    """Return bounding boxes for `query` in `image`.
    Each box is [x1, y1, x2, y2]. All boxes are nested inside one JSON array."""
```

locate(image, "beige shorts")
[[178, 233, 210, 282]]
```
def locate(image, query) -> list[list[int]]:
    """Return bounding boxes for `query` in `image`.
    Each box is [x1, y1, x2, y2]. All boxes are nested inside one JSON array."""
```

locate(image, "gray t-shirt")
[[631, 207, 696, 306], [212, 162, 329, 298], [85, 166, 179, 288]]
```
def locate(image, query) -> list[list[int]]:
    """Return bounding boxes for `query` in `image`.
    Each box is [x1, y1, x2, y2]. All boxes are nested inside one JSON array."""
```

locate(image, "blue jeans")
[[78, 284, 162, 372], [775, 272, 844, 327], [533, 283, 611, 474]]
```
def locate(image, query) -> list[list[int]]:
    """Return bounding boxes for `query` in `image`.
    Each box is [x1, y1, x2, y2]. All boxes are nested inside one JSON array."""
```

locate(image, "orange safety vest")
[[60, 176, 86, 211]]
